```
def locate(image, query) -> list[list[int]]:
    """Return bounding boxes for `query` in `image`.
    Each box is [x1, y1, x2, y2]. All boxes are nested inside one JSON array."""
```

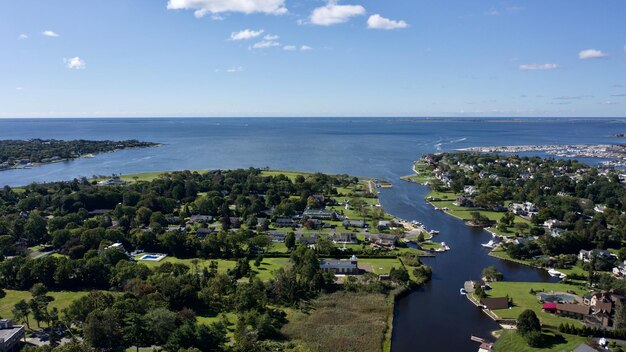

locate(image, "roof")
[[556, 303, 590, 315], [320, 259, 357, 270], [594, 301, 613, 313], [542, 302, 557, 310], [479, 297, 509, 310]]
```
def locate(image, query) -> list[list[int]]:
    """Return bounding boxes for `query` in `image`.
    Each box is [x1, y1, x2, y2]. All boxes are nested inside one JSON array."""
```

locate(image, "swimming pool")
[[538, 292, 578, 303], [139, 253, 167, 261]]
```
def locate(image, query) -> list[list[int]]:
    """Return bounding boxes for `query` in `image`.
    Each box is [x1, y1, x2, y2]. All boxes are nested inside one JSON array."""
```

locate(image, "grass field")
[[486, 281, 588, 329], [358, 258, 403, 275], [282, 291, 393, 352], [0, 290, 92, 326], [493, 329, 589, 352]]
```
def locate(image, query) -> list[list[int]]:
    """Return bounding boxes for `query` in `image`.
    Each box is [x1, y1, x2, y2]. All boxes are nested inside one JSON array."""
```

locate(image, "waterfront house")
[[455, 195, 474, 207], [320, 255, 359, 275], [97, 176, 126, 186], [556, 303, 590, 319], [365, 233, 398, 248], [479, 297, 509, 310], [578, 249, 614, 263], [377, 220, 391, 230]]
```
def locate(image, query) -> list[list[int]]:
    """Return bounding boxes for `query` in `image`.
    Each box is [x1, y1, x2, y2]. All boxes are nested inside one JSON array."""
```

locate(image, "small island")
[[0, 139, 158, 171], [0, 168, 430, 352], [405, 152, 626, 351]]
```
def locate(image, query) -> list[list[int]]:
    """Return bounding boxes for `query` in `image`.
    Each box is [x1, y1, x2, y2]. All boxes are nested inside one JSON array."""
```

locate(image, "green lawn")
[[358, 258, 403, 275], [494, 329, 589, 352], [132, 255, 289, 281], [0, 290, 92, 326], [486, 281, 588, 329]]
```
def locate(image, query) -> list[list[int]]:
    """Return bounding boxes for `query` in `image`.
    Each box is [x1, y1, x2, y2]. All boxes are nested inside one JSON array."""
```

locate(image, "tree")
[[517, 309, 541, 337], [482, 266, 503, 282], [615, 303, 626, 330], [12, 299, 31, 329], [417, 232, 425, 242], [83, 309, 125, 350], [124, 313, 151, 352], [389, 267, 410, 284], [284, 232, 295, 250]]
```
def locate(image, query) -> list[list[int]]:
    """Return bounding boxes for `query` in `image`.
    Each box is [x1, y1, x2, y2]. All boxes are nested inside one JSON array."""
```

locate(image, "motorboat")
[[460, 288, 467, 295]]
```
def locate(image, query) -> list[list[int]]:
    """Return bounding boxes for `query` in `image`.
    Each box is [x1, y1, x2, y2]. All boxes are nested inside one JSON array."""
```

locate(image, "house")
[[166, 225, 186, 233], [556, 303, 590, 319], [455, 195, 474, 207], [88, 209, 113, 216], [188, 215, 213, 224], [377, 220, 391, 230], [320, 255, 359, 275], [463, 185, 478, 196], [365, 233, 398, 247], [330, 232, 358, 244], [479, 297, 509, 310], [578, 249, 614, 263], [97, 176, 126, 186], [166, 216, 180, 224], [594, 205, 607, 213], [543, 219, 565, 229], [303, 208, 336, 220], [303, 218, 323, 230], [105, 242, 124, 251], [342, 219, 366, 228], [195, 227, 213, 237], [550, 228, 564, 238], [296, 234, 318, 245], [275, 217, 296, 228], [614, 261, 626, 277], [266, 231, 286, 243], [0, 319, 25, 352], [513, 237, 534, 245]]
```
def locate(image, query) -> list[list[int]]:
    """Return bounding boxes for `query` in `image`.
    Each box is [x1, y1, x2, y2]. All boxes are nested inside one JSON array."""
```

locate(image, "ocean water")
[[0, 117, 624, 351]]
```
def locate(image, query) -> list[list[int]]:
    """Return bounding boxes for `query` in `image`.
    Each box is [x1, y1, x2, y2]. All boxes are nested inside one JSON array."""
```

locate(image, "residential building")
[[330, 232, 358, 244], [0, 319, 25, 352], [320, 255, 359, 275]]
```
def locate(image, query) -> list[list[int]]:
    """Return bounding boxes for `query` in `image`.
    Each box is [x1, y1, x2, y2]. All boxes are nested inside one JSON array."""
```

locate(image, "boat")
[[481, 240, 497, 248], [460, 288, 467, 295], [547, 268, 565, 277], [441, 242, 450, 250], [429, 229, 439, 235]]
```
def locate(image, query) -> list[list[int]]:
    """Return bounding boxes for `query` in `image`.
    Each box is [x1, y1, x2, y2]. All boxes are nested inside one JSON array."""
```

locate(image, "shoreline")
[[0, 144, 160, 173]]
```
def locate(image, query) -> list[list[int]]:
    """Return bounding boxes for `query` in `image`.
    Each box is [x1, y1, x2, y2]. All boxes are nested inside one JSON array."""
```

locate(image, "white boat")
[[481, 240, 496, 248], [460, 288, 467, 295], [429, 230, 439, 235], [547, 268, 565, 277], [441, 242, 450, 250]]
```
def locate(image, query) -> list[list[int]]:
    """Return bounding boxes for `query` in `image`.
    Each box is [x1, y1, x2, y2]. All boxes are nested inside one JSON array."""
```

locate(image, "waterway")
[[0, 117, 623, 351]]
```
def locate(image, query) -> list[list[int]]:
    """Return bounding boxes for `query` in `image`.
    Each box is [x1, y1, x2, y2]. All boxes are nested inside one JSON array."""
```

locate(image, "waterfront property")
[[320, 255, 360, 275]]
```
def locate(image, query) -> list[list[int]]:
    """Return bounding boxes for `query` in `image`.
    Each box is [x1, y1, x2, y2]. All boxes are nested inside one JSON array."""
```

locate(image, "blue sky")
[[1, 0, 625, 118]]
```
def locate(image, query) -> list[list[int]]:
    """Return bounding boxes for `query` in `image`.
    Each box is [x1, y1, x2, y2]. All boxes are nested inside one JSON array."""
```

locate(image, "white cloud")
[[300, 45, 312, 51], [64, 57, 86, 70], [310, 2, 366, 26], [167, 0, 287, 16], [230, 29, 264, 41], [263, 34, 279, 41], [519, 63, 559, 71], [579, 49, 608, 60], [15, 87, 24, 91], [252, 39, 280, 49], [18, 34, 28, 40], [42, 30, 59, 37], [367, 14, 408, 30], [283, 45, 297, 51], [226, 66, 244, 73]]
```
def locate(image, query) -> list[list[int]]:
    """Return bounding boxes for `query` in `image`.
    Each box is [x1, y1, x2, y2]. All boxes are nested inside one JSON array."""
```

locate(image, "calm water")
[[1, 117, 624, 351]]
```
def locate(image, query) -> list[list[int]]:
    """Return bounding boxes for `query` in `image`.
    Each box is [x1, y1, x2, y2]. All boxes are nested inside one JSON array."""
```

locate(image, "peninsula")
[[459, 144, 626, 168], [0, 139, 158, 171], [0, 168, 431, 352]]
